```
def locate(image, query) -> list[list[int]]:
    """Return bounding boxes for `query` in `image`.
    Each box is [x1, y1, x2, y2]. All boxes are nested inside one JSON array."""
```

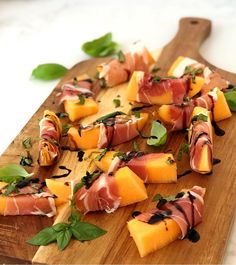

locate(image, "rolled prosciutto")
[[188, 107, 213, 174], [38, 110, 62, 166], [97, 43, 154, 87]]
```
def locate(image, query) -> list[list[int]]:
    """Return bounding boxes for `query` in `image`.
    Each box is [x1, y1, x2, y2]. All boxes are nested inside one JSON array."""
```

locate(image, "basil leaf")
[[133, 110, 140, 118], [20, 153, 33, 167], [95, 111, 126, 123], [53, 223, 69, 232], [71, 222, 107, 241], [32, 63, 68, 80], [117, 50, 125, 63], [62, 124, 72, 134], [2, 183, 17, 196], [132, 141, 139, 152], [152, 76, 161, 84], [81, 33, 119, 57], [22, 138, 32, 149], [191, 113, 208, 123], [113, 99, 121, 108], [94, 148, 107, 161], [0, 164, 33, 183], [56, 112, 69, 118], [27, 227, 57, 246], [77, 94, 85, 105], [147, 121, 167, 147], [224, 90, 236, 111], [177, 143, 189, 161], [152, 193, 162, 202], [151, 66, 161, 74], [56, 228, 72, 250], [68, 211, 81, 224], [166, 156, 175, 165], [152, 193, 176, 202]]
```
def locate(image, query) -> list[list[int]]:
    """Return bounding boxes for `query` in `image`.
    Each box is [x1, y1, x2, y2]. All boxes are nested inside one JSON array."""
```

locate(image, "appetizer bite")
[[188, 107, 213, 174], [128, 186, 205, 257], [74, 167, 147, 214], [94, 151, 177, 183], [38, 110, 62, 166], [97, 42, 154, 87], [56, 74, 98, 122], [68, 111, 148, 150]]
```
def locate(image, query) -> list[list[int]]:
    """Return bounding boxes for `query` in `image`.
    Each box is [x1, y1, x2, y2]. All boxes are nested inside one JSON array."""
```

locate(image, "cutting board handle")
[[176, 17, 211, 52]]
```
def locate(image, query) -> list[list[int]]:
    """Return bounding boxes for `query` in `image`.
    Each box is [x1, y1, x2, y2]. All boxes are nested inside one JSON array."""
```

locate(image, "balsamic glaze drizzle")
[[211, 121, 225, 136], [51, 166, 72, 179], [177, 169, 192, 179]]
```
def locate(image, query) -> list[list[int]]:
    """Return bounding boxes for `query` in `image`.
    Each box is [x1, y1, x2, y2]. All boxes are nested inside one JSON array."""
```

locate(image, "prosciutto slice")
[[56, 79, 93, 105], [4, 193, 56, 217], [74, 173, 120, 214], [97, 43, 154, 87], [136, 73, 190, 104], [136, 186, 205, 239], [38, 110, 62, 166]]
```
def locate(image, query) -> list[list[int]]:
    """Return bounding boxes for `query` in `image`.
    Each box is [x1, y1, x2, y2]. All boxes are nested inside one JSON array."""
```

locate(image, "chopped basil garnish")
[[151, 66, 161, 74], [20, 152, 33, 167], [22, 137, 32, 149], [152, 76, 161, 84], [184, 66, 203, 83], [113, 99, 121, 108], [81, 32, 119, 57], [166, 156, 175, 165], [117, 50, 125, 63], [32, 63, 68, 81], [147, 121, 167, 147], [132, 141, 139, 152], [56, 112, 69, 118], [177, 143, 189, 161], [0, 164, 33, 183], [99, 78, 107, 88], [191, 113, 208, 123], [62, 124, 72, 134], [94, 148, 107, 161], [77, 94, 85, 105], [133, 110, 141, 118], [95, 111, 126, 123], [73, 171, 101, 193]]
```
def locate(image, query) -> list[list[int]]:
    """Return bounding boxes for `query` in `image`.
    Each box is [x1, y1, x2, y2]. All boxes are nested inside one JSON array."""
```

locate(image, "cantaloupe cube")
[[167, 56, 185, 76], [158, 105, 172, 124], [213, 89, 232, 122], [127, 71, 143, 102], [0, 196, 7, 215], [188, 76, 205, 98], [127, 218, 181, 257], [115, 167, 147, 207], [68, 126, 100, 150], [64, 98, 98, 122], [146, 154, 177, 183], [94, 151, 116, 172], [135, 113, 149, 131], [197, 145, 212, 173], [46, 179, 71, 206]]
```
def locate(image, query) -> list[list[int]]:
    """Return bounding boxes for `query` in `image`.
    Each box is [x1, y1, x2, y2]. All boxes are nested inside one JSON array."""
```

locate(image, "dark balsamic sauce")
[[213, 158, 221, 165], [77, 150, 85, 162], [132, 211, 142, 218], [212, 121, 225, 136], [51, 166, 72, 179], [177, 169, 192, 179], [131, 105, 152, 112]]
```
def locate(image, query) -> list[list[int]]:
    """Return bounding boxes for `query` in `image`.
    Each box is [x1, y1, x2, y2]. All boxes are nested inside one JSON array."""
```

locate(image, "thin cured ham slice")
[[38, 110, 62, 166], [135, 186, 205, 239], [97, 43, 154, 87], [188, 107, 213, 174], [3, 192, 56, 217], [74, 173, 120, 214], [56, 78, 93, 105]]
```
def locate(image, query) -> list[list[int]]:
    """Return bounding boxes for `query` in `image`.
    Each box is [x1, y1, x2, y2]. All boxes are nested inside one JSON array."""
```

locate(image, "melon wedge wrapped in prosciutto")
[[158, 87, 232, 131], [127, 186, 205, 257], [56, 74, 98, 122], [168, 56, 229, 94], [74, 168, 147, 214], [38, 110, 62, 166], [127, 71, 190, 105], [94, 151, 177, 183], [68, 112, 148, 150], [188, 107, 213, 174], [97, 43, 154, 87]]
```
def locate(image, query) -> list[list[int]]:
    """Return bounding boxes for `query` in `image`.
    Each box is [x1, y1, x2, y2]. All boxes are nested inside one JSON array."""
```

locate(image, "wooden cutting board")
[[1, 17, 236, 264]]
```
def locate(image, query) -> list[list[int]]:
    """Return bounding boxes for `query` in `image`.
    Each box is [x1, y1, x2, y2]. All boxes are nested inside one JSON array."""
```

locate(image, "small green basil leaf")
[[2, 183, 17, 196], [71, 222, 107, 241], [177, 143, 189, 161], [56, 228, 72, 250], [32, 63, 68, 80], [94, 148, 107, 161], [53, 223, 69, 232], [68, 211, 81, 224], [224, 90, 236, 111], [132, 141, 139, 152], [152, 193, 162, 202], [133, 110, 140, 118], [117, 50, 125, 63], [0, 164, 33, 183], [147, 121, 167, 147], [113, 99, 121, 108], [77, 95, 85, 105], [22, 138, 32, 149], [191, 113, 208, 123], [27, 227, 57, 246], [81, 33, 119, 57]]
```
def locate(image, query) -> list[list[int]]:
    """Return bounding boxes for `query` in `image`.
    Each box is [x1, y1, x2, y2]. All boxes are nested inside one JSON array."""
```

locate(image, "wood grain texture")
[[0, 17, 236, 264]]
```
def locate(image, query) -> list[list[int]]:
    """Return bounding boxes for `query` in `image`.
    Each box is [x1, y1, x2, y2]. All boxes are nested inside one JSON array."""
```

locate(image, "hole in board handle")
[[190, 20, 199, 25]]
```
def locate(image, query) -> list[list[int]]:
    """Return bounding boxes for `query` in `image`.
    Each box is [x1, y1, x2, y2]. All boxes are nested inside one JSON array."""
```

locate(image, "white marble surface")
[[0, 0, 235, 263]]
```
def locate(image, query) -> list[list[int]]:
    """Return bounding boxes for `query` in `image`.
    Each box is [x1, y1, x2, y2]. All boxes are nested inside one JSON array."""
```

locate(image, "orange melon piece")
[[64, 98, 98, 122], [115, 167, 147, 207], [127, 218, 181, 257], [167, 56, 185, 76], [188, 76, 205, 98], [213, 88, 232, 122], [94, 151, 116, 172], [143, 46, 155, 66], [158, 105, 172, 124], [135, 112, 149, 131], [127, 71, 143, 101], [68, 126, 100, 150], [146, 154, 177, 183], [0, 196, 7, 215], [46, 179, 71, 206]]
